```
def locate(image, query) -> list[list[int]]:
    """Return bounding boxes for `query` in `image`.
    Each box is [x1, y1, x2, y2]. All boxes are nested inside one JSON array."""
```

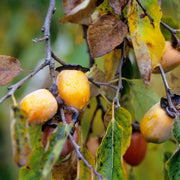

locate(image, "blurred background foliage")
[[0, 0, 180, 179]]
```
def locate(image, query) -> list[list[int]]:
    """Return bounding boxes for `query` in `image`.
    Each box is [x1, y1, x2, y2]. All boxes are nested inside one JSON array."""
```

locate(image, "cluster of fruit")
[[123, 94, 180, 167], [18, 41, 180, 170], [20, 70, 90, 158]]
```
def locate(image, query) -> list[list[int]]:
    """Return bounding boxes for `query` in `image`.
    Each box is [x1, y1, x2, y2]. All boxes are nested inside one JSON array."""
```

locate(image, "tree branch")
[[114, 43, 125, 109], [88, 77, 118, 90], [60, 107, 103, 180], [136, 0, 154, 27], [160, 21, 180, 47]]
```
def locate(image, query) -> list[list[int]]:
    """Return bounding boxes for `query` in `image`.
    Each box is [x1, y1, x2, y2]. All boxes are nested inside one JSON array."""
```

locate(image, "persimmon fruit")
[[140, 102, 175, 144], [123, 131, 147, 166], [153, 41, 180, 73], [20, 89, 58, 126], [56, 70, 90, 110]]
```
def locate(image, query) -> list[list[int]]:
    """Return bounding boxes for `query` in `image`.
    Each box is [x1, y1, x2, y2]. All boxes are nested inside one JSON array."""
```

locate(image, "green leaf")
[[167, 147, 180, 179], [127, 79, 159, 121], [29, 125, 43, 149], [19, 125, 44, 180], [40, 123, 73, 179], [79, 145, 95, 179], [164, 152, 172, 180], [173, 116, 180, 143], [96, 111, 126, 180], [127, 0, 165, 85], [114, 107, 132, 155], [10, 105, 31, 167], [19, 147, 44, 180]]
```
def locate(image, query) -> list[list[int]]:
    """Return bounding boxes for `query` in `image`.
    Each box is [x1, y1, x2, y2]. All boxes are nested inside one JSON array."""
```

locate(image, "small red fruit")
[[123, 131, 147, 166], [41, 125, 79, 159]]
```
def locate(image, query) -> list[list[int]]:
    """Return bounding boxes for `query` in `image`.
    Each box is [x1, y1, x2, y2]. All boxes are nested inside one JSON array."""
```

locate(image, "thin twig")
[[32, 37, 48, 43], [51, 51, 68, 65], [60, 107, 103, 180], [88, 77, 118, 90], [114, 42, 125, 109], [136, 0, 154, 27], [160, 21, 180, 47]]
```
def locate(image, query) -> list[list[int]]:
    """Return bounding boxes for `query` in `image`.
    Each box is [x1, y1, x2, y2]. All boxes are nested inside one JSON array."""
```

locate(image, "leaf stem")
[[114, 42, 125, 109]]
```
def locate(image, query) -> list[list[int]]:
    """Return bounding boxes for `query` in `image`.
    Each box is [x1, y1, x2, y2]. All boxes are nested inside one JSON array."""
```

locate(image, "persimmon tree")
[[0, 0, 180, 180]]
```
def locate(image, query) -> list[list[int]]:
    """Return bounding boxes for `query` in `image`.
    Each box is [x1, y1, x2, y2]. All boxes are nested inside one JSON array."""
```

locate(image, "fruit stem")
[[158, 64, 180, 116]]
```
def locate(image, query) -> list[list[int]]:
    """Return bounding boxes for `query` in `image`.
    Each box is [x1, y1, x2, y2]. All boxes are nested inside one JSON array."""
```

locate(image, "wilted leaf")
[[60, 0, 101, 25], [98, 0, 114, 15], [62, 0, 82, 15], [78, 145, 95, 179], [19, 147, 44, 180], [10, 105, 31, 167], [51, 151, 77, 180], [104, 49, 121, 82], [56, 64, 89, 73], [87, 13, 128, 57], [0, 55, 22, 86], [173, 116, 180, 143], [167, 147, 180, 180], [127, 0, 165, 86], [40, 123, 73, 179], [127, 79, 159, 121], [86, 65, 106, 97], [108, 0, 128, 15], [96, 108, 126, 179], [19, 125, 44, 180]]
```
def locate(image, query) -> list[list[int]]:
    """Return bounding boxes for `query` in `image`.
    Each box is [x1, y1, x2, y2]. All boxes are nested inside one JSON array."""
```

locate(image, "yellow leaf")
[[127, 0, 165, 85]]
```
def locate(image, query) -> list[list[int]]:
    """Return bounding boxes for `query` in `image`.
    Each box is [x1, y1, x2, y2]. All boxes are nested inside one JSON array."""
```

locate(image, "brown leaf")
[[108, 0, 128, 15], [62, 0, 82, 15], [51, 151, 77, 180], [0, 55, 21, 86], [60, 0, 100, 25], [87, 13, 128, 58]]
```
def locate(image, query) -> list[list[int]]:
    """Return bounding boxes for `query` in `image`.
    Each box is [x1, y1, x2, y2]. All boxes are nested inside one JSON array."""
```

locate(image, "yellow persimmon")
[[20, 89, 58, 126], [56, 70, 90, 110], [153, 41, 180, 73], [140, 102, 175, 144]]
